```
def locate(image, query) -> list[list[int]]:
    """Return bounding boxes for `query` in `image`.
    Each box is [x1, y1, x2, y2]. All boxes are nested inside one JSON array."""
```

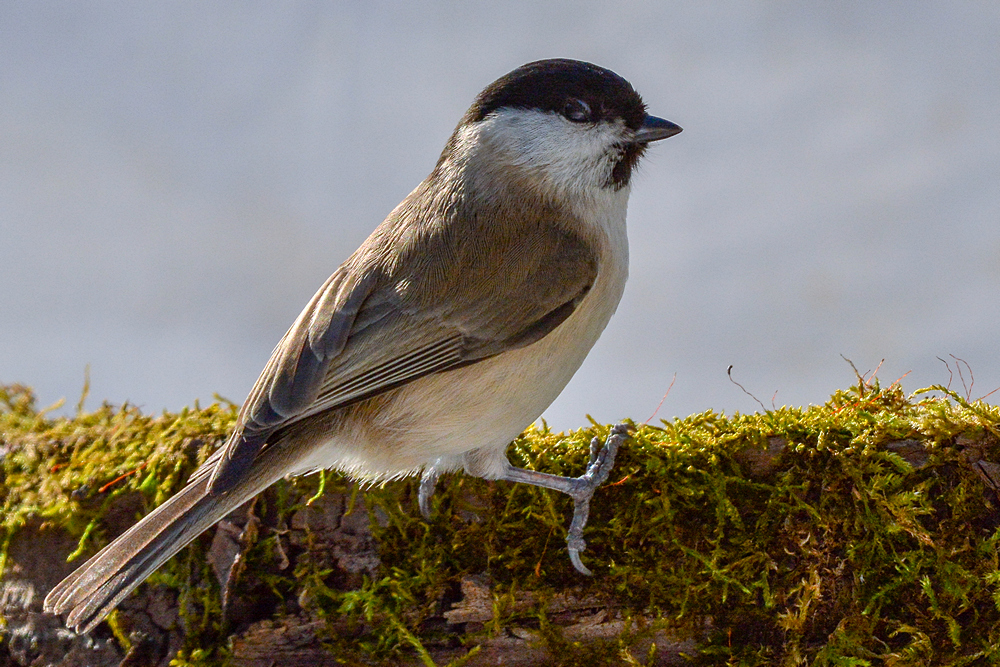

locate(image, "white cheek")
[[476, 109, 625, 194], [446, 109, 632, 257]]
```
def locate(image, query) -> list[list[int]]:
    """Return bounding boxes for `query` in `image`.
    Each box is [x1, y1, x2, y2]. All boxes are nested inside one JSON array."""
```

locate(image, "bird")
[[44, 58, 681, 634]]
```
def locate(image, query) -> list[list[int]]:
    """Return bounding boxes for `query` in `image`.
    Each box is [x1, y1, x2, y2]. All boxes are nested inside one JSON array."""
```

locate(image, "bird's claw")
[[419, 425, 631, 576], [419, 466, 440, 520], [565, 423, 632, 575]]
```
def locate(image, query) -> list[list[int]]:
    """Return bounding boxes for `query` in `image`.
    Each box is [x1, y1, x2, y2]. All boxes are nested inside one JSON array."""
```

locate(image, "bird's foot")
[[564, 423, 631, 575], [419, 464, 441, 520]]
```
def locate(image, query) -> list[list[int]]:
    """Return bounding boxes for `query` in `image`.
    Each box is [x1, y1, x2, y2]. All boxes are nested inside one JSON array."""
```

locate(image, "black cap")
[[466, 59, 648, 132]]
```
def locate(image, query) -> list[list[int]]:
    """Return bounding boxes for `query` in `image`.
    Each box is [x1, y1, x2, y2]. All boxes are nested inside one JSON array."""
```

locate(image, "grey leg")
[[419, 464, 441, 520], [499, 423, 630, 575]]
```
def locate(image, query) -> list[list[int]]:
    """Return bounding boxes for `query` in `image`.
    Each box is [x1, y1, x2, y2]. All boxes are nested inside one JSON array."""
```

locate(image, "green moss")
[[3, 380, 1000, 665]]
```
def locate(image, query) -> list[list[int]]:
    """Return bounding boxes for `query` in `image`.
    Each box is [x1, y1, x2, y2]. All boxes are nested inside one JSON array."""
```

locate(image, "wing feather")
[[208, 185, 600, 495]]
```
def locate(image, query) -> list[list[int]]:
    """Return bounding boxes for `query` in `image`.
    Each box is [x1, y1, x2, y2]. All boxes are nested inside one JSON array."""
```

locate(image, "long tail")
[[43, 454, 286, 634]]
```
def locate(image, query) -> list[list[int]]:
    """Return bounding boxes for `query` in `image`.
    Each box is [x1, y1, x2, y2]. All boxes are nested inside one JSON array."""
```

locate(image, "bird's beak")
[[634, 115, 682, 144]]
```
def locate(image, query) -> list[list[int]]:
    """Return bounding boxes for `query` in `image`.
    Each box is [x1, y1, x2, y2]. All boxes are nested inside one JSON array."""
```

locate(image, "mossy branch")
[[2, 381, 1000, 665]]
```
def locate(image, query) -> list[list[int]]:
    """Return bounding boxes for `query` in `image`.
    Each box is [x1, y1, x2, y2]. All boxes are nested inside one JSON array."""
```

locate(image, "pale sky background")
[[2, 3, 998, 431]]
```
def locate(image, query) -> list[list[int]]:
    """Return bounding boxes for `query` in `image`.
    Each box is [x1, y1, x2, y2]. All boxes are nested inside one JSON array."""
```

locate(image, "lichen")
[[2, 379, 1000, 665]]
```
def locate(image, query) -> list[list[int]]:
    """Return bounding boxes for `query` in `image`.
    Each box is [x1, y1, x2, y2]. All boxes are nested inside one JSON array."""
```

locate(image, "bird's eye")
[[563, 99, 592, 123]]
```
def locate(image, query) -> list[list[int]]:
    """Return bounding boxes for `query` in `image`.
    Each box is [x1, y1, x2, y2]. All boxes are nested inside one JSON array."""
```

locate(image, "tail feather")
[[44, 466, 280, 633]]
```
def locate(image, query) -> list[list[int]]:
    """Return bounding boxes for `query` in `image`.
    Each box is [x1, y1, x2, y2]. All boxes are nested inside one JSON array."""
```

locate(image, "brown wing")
[[206, 182, 599, 494]]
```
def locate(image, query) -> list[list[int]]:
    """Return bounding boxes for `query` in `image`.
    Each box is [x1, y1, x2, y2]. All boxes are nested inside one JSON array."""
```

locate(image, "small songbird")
[[44, 58, 681, 633]]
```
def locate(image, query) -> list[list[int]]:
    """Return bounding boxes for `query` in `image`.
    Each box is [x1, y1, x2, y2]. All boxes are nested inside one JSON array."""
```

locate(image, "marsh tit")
[[45, 58, 681, 633]]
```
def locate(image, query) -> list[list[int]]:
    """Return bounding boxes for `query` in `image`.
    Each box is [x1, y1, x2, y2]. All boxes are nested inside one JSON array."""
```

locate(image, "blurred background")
[[2, 2, 998, 431]]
